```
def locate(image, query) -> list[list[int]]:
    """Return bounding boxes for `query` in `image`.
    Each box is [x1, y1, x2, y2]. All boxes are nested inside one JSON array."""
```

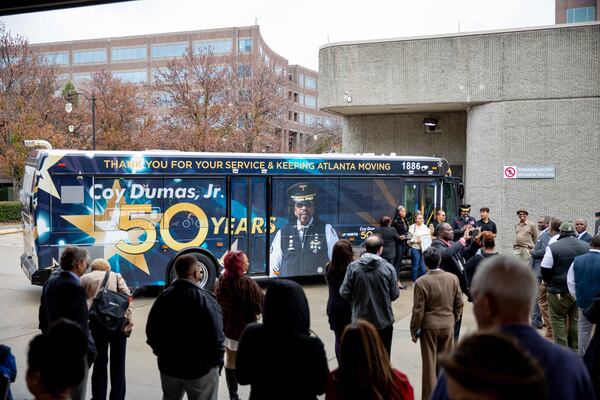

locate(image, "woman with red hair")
[[216, 251, 265, 400]]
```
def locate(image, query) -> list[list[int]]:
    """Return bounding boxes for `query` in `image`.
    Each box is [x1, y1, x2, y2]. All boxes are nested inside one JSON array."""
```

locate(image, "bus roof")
[[36, 149, 445, 161], [35, 149, 451, 178]]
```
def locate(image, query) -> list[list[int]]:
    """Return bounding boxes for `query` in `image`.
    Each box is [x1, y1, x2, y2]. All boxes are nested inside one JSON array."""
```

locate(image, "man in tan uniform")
[[410, 247, 463, 400], [514, 208, 538, 261]]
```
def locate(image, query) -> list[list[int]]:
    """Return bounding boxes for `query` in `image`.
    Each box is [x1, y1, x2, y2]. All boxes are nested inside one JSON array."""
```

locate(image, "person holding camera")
[[431, 222, 481, 342]]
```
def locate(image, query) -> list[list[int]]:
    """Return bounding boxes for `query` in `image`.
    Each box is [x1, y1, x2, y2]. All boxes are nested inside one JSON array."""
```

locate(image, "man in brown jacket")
[[410, 247, 463, 400]]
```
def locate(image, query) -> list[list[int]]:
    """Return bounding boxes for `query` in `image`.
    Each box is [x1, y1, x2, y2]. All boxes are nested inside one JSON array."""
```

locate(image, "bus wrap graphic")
[[21, 150, 457, 288]]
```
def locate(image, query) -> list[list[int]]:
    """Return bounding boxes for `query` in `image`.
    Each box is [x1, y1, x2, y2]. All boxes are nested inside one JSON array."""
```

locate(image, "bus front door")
[[402, 180, 439, 225], [230, 177, 268, 275]]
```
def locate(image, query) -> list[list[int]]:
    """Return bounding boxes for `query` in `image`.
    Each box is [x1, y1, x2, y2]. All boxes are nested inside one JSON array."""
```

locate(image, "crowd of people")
[[1, 206, 599, 400]]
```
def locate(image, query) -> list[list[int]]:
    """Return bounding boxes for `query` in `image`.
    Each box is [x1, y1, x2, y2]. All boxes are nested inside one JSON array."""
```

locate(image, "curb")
[[0, 229, 22, 235]]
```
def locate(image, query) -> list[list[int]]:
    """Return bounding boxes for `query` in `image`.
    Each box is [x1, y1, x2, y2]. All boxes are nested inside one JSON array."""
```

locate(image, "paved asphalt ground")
[[0, 231, 476, 399]]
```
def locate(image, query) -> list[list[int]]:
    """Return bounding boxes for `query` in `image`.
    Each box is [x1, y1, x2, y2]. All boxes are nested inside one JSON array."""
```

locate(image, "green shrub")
[[0, 201, 21, 222]]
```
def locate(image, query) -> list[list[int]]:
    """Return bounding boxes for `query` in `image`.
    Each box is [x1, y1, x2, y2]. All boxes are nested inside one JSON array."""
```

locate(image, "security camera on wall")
[[423, 118, 442, 134]]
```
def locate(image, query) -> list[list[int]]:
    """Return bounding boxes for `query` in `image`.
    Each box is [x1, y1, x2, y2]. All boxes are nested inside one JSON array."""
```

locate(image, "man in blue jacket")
[[568, 234, 600, 356], [431, 255, 595, 400], [146, 254, 224, 400]]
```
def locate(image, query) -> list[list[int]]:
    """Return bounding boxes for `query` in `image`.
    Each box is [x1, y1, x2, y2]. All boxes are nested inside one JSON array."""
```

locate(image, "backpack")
[[89, 272, 130, 331]]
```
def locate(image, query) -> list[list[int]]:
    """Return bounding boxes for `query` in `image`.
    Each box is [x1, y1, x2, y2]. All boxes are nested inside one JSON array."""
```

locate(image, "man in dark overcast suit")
[[39, 245, 93, 400]]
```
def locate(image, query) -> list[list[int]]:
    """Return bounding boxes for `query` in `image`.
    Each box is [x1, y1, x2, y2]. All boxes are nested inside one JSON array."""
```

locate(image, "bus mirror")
[[458, 183, 465, 199]]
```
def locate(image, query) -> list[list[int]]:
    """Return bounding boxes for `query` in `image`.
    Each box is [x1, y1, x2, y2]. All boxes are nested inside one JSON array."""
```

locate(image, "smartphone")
[[415, 328, 422, 338]]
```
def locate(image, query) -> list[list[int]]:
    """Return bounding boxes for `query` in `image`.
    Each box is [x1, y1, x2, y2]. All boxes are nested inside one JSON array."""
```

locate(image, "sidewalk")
[[0, 223, 22, 235]]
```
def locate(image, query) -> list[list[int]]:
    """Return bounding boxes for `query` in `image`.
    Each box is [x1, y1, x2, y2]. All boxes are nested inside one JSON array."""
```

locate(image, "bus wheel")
[[168, 253, 217, 290]]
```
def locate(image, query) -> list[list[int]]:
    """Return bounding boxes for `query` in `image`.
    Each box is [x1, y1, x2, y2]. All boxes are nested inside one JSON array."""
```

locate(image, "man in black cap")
[[269, 182, 338, 277], [541, 221, 589, 350], [514, 209, 538, 262], [451, 204, 476, 241]]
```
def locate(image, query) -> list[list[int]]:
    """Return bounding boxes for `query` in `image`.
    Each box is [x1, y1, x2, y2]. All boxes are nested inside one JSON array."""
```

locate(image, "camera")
[[470, 227, 481, 238]]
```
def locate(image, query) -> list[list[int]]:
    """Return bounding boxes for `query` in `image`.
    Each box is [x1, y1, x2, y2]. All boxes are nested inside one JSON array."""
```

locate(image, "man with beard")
[[451, 204, 476, 242], [270, 182, 338, 277]]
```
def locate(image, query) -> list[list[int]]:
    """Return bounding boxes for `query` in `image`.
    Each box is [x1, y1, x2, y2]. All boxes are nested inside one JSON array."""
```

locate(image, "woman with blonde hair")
[[80, 259, 132, 400], [326, 320, 414, 400], [407, 211, 430, 283]]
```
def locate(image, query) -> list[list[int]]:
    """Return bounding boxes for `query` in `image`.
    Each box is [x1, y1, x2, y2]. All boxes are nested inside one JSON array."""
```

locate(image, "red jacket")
[[326, 368, 414, 399]]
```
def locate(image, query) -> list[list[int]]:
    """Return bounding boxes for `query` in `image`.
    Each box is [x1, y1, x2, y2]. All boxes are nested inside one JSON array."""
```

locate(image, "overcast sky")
[[1, 0, 554, 70]]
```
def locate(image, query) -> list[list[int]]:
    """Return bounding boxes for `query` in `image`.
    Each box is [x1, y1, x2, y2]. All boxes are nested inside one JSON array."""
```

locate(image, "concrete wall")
[[344, 111, 466, 167], [467, 98, 600, 252], [319, 24, 600, 253], [319, 24, 600, 109]]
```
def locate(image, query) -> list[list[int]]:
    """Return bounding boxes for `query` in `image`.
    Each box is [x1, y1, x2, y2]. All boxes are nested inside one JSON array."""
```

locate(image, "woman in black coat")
[[374, 216, 401, 266], [236, 279, 329, 400], [324, 239, 354, 362], [391, 205, 410, 276]]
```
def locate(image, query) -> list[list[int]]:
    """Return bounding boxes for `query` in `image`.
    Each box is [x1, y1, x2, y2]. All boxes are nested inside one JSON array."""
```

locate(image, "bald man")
[[431, 256, 595, 400]]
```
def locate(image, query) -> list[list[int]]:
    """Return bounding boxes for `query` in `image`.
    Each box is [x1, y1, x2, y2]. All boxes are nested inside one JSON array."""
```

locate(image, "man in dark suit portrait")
[[576, 219, 593, 243], [38, 246, 93, 400]]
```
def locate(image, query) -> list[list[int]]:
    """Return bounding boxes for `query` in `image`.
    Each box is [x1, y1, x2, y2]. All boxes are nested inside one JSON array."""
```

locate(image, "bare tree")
[[224, 54, 292, 153], [0, 23, 69, 196], [301, 119, 343, 154], [70, 71, 155, 150], [151, 47, 231, 151]]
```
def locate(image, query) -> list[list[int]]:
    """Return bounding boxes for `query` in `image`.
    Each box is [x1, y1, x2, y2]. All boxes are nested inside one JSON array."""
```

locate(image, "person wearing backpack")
[[81, 258, 132, 400]]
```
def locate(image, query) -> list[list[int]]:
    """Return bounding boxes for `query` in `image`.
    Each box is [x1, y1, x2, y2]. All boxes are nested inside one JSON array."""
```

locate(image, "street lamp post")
[[65, 91, 97, 150]]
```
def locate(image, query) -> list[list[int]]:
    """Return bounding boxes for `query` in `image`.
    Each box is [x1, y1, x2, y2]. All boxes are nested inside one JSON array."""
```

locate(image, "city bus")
[[20, 148, 461, 289]]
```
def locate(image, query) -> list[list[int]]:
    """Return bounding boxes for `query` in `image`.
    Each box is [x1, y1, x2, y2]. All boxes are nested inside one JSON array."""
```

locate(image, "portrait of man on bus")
[[269, 182, 338, 277]]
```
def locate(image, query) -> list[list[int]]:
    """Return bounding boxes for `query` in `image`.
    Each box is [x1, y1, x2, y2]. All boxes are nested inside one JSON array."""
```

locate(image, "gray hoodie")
[[339, 252, 399, 329]]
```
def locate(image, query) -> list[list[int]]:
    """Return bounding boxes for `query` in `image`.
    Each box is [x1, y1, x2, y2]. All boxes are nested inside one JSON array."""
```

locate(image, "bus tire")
[[168, 252, 217, 290]]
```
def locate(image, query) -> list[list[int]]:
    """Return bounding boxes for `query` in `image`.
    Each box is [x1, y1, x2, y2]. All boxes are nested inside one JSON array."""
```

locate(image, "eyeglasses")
[[295, 200, 313, 208]]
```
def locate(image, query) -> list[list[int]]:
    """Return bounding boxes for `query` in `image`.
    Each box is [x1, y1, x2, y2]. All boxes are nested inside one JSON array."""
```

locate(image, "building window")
[[193, 39, 232, 55], [567, 7, 596, 23], [73, 49, 107, 64], [41, 51, 69, 65], [238, 38, 253, 53], [155, 91, 175, 108], [72, 72, 92, 83], [299, 112, 304, 124], [238, 64, 251, 78], [305, 76, 317, 89], [305, 95, 317, 108], [299, 93, 304, 105], [151, 43, 188, 59], [298, 73, 304, 86], [305, 114, 315, 126], [112, 70, 147, 83], [112, 46, 147, 62]]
